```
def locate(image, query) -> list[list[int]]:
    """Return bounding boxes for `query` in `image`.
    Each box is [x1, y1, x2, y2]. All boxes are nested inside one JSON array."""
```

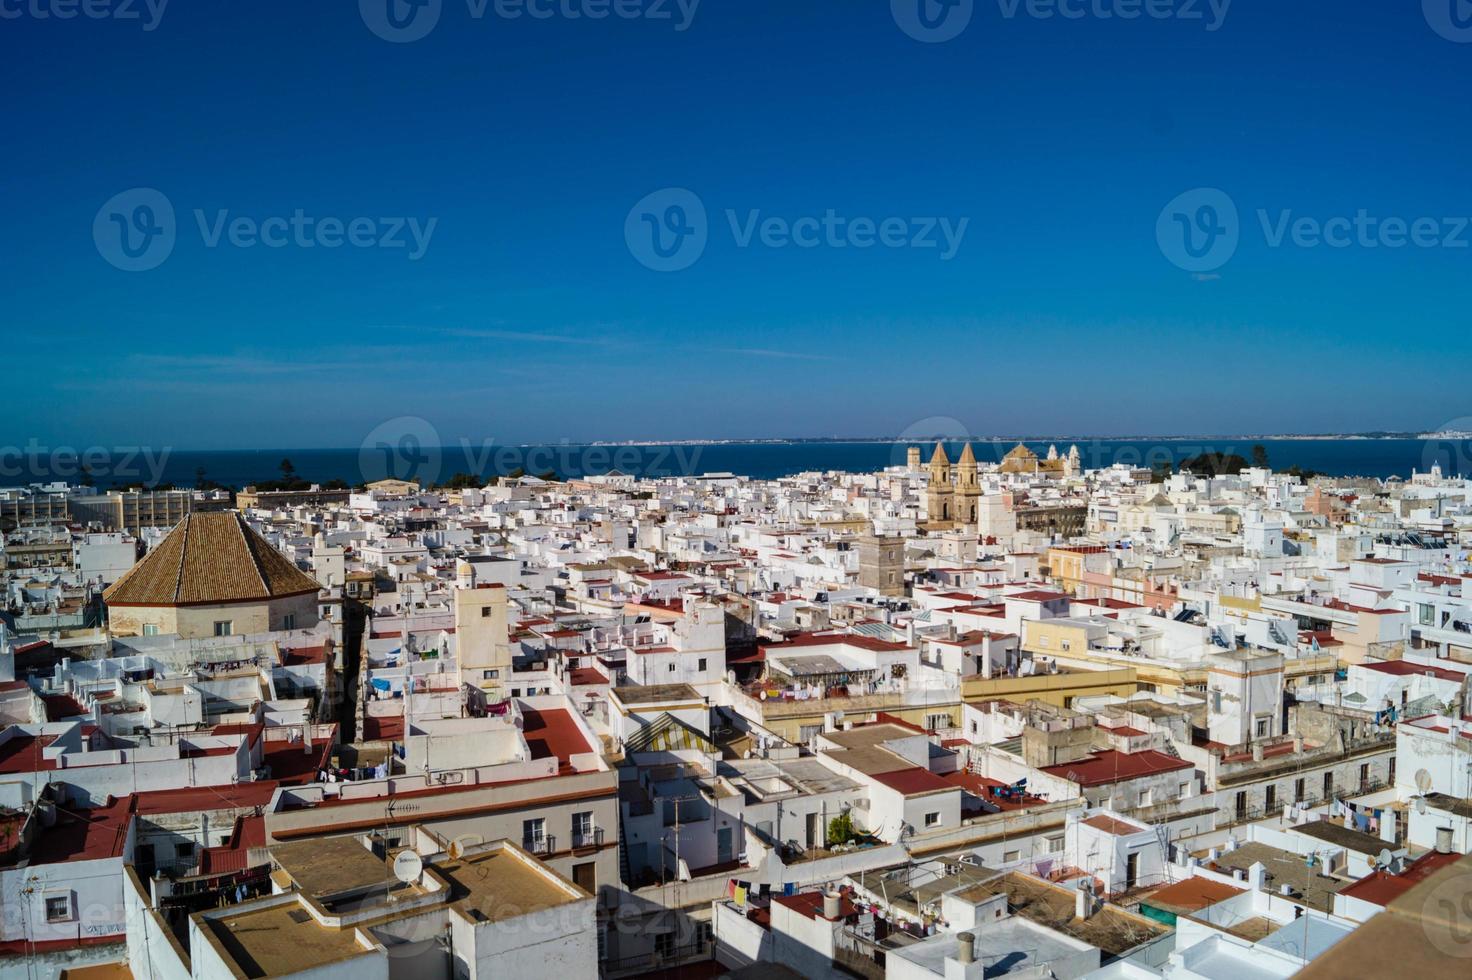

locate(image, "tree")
[[1180, 452, 1250, 477], [1251, 444, 1270, 469], [279, 458, 296, 480], [826, 811, 856, 846]]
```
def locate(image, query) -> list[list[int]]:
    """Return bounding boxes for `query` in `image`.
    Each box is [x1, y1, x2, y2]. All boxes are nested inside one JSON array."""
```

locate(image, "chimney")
[[822, 891, 841, 919], [1437, 827, 1454, 855], [956, 933, 975, 965]]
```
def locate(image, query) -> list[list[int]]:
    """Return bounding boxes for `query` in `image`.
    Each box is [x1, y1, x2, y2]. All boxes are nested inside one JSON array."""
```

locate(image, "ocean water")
[[10, 437, 1472, 490]]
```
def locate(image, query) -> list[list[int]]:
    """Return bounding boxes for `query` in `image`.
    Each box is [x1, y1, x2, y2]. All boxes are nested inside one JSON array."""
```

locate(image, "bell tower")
[[956, 441, 980, 526], [926, 442, 953, 525]]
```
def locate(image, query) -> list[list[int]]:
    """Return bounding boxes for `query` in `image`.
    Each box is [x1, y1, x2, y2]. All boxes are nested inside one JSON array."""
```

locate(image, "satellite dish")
[[392, 850, 424, 885], [1377, 848, 1393, 868], [447, 839, 465, 861], [1416, 769, 1433, 794]]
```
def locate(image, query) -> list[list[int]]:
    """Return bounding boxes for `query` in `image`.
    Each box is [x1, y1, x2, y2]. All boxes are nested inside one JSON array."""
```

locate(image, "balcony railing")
[[522, 834, 556, 856], [572, 827, 604, 851]]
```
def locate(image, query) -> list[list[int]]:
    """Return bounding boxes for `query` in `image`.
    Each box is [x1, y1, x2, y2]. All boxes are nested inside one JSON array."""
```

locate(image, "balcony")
[[522, 834, 556, 856], [572, 826, 604, 852]]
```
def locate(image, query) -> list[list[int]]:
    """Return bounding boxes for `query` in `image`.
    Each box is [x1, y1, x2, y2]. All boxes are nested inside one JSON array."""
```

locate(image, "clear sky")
[[5, 0, 1472, 450]]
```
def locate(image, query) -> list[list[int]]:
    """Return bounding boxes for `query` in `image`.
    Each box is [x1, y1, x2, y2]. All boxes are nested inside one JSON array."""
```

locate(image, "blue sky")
[[4, 0, 1472, 449]]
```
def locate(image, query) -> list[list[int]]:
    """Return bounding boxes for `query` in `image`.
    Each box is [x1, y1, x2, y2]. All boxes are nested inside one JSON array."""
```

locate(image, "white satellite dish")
[[447, 839, 465, 861], [1416, 769, 1433, 794], [392, 850, 424, 885], [1376, 848, 1393, 869]]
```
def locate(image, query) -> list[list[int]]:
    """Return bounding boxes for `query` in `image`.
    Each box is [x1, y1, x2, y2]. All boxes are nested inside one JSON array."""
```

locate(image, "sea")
[[9, 437, 1472, 490]]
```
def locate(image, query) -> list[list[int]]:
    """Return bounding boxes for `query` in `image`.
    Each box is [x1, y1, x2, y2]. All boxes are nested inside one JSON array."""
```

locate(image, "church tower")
[[956, 441, 981, 526], [926, 442, 953, 525]]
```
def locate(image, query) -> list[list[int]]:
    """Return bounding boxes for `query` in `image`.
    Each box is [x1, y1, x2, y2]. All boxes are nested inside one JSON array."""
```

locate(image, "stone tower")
[[858, 534, 905, 597], [955, 441, 981, 526], [906, 446, 922, 472], [926, 442, 953, 524], [1065, 444, 1082, 477]]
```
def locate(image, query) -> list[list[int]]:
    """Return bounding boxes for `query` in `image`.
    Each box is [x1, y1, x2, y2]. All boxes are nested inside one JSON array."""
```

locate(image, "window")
[[523, 818, 545, 850], [667, 663, 677, 673], [483, 669, 499, 680], [655, 932, 676, 958], [1420, 603, 1436, 626], [1359, 764, 1370, 791], [213, 621, 233, 636], [283, 614, 296, 630], [44, 895, 72, 923], [1265, 785, 1277, 811], [482, 607, 493, 618], [926, 713, 950, 731], [1324, 771, 1334, 798], [1045, 835, 1064, 853], [572, 811, 594, 847], [924, 812, 940, 828], [1003, 849, 1020, 863], [142, 624, 159, 636], [697, 658, 707, 671], [176, 842, 195, 858], [1294, 777, 1305, 803], [1061, 640, 1071, 652], [1254, 717, 1270, 738]]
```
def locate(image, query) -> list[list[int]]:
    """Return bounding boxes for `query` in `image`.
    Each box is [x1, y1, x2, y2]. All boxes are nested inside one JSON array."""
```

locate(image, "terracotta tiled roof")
[[104, 512, 320, 606]]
